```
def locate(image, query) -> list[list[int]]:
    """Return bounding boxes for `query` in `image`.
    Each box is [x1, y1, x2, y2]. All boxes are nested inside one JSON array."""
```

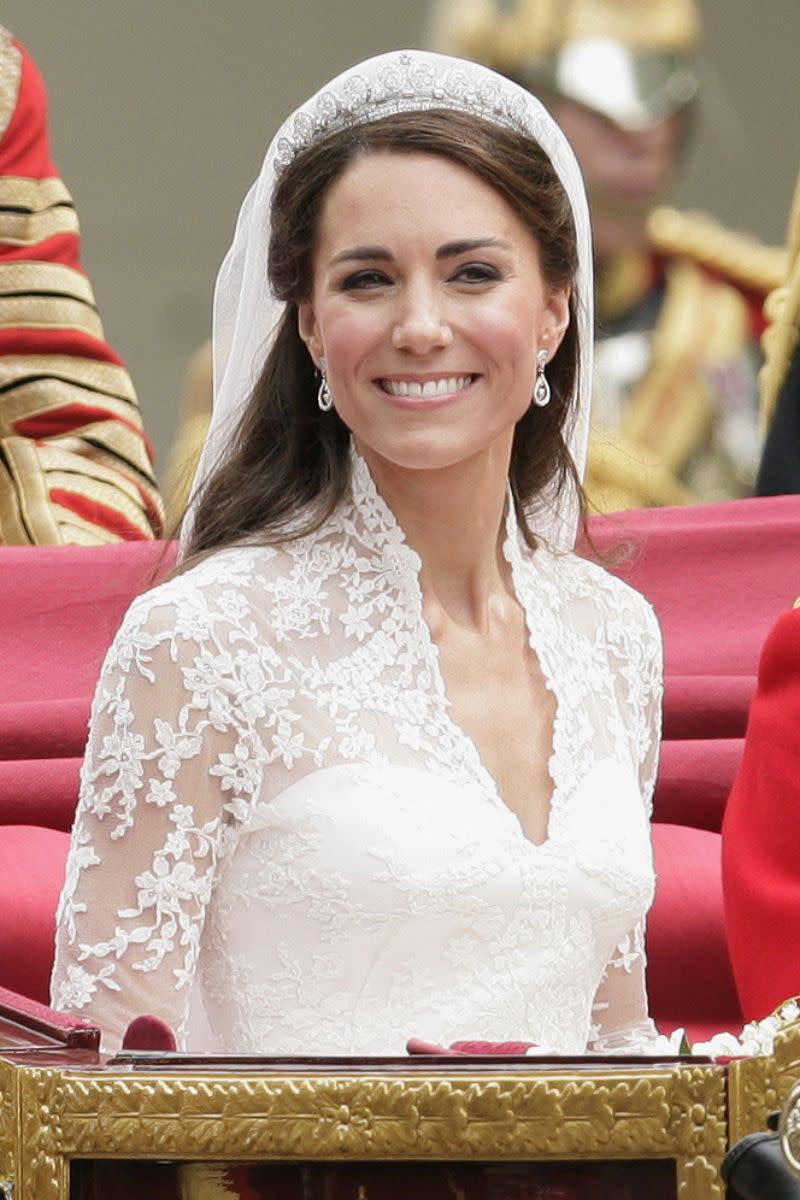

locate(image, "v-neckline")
[[348, 448, 563, 852]]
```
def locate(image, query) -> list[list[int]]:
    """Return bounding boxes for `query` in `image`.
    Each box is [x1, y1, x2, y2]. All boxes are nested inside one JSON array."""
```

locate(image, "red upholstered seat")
[[584, 494, 800, 1038], [649, 824, 738, 1042], [0, 825, 69, 1001], [1, 493, 799, 1041], [0, 541, 173, 1005]]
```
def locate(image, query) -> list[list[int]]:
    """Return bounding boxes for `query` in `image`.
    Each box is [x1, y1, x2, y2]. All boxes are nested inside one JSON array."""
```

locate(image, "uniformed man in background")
[[0, 27, 163, 544], [430, 0, 785, 510]]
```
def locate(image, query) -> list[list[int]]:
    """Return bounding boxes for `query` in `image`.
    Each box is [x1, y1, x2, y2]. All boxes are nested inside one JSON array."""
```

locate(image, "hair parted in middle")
[[184, 108, 583, 564]]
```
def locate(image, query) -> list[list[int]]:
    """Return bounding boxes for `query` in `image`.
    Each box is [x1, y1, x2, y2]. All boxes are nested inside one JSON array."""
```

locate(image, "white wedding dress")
[[51, 454, 662, 1055]]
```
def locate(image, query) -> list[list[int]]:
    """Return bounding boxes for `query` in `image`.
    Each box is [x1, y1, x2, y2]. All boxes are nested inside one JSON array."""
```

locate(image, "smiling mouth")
[[378, 375, 475, 398]]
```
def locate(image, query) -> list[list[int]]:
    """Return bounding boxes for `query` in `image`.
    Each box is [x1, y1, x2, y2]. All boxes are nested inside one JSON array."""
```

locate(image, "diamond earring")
[[533, 348, 551, 407], [317, 359, 333, 412]]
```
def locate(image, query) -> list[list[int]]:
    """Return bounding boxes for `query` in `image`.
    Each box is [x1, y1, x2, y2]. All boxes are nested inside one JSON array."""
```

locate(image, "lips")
[[378, 375, 475, 398]]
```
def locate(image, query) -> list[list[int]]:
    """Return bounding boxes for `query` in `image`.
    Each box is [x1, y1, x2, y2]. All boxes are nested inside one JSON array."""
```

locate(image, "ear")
[[298, 300, 324, 366], [539, 284, 571, 359]]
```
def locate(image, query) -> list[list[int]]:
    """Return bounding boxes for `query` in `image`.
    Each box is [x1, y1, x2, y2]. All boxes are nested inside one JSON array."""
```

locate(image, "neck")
[[358, 442, 516, 631]]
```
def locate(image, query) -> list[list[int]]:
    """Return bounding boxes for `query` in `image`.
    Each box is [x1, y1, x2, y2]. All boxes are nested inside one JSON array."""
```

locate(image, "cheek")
[[472, 301, 539, 376], [314, 304, 383, 378]]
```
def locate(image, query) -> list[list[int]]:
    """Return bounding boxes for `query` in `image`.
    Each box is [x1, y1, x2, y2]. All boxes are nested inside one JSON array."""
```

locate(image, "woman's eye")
[[340, 269, 391, 291], [451, 263, 501, 284]]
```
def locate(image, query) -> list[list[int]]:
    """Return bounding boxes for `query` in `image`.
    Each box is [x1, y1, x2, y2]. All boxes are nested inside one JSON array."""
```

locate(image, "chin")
[[360, 429, 512, 478]]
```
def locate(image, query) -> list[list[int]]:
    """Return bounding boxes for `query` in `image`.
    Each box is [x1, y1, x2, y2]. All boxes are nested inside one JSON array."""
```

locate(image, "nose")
[[391, 279, 452, 354]]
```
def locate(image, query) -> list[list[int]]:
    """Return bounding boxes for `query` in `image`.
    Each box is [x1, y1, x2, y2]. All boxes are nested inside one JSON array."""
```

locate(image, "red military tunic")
[[723, 605, 800, 1020], [0, 27, 163, 543]]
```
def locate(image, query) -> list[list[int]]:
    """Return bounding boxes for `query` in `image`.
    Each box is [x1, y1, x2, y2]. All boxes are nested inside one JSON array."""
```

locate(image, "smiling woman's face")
[[298, 150, 570, 481]]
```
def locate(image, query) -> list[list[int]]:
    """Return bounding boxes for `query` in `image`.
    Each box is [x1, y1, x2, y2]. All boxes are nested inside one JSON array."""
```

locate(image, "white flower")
[[338, 729, 377, 760], [780, 999, 800, 1024], [608, 933, 638, 973], [216, 590, 249, 621], [688, 995, 800, 1058], [210, 742, 262, 795], [339, 603, 374, 642], [272, 727, 306, 768], [691, 1031, 752, 1057], [53, 962, 117, 1009], [84, 785, 115, 820], [134, 857, 202, 912], [98, 730, 146, 780], [170, 804, 195, 830], [154, 720, 202, 779], [146, 779, 176, 807], [223, 795, 253, 824]]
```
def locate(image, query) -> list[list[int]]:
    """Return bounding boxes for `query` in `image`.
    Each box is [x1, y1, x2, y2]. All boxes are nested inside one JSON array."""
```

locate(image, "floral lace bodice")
[[51, 456, 662, 1054]]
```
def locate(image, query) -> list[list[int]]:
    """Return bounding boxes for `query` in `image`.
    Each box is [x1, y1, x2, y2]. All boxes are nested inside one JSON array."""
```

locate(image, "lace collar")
[[346, 443, 531, 586]]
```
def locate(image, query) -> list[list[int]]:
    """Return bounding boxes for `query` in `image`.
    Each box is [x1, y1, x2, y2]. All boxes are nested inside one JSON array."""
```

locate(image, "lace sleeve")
[[588, 596, 663, 1054], [50, 582, 262, 1051], [587, 922, 658, 1053]]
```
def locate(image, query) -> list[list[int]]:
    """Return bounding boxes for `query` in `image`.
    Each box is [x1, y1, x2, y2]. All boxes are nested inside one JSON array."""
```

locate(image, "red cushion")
[[653, 738, 743, 833], [0, 757, 81, 831], [0, 543, 175, 838], [648, 823, 742, 1042], [0, 825, 69, 1003], [587, 494, 800, 682]]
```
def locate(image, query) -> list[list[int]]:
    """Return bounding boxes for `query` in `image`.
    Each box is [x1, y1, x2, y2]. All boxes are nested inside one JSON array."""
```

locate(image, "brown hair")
[[183, 109, 583, 563]]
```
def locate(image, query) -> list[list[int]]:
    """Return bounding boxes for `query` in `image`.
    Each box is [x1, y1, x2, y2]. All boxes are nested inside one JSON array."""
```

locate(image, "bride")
[[50, 50, 662, 1055]]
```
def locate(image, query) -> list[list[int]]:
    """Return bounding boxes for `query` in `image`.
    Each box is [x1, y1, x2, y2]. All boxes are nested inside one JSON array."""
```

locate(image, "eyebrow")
[[328, 237, 512, 267]]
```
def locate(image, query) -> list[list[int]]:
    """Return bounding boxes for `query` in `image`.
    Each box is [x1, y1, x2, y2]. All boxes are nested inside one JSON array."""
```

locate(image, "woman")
[[50, 50, 662, 1055]]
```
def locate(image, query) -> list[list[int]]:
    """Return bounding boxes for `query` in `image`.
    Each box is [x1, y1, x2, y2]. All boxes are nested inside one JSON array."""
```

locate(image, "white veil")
[[181, 49, 593, 556]]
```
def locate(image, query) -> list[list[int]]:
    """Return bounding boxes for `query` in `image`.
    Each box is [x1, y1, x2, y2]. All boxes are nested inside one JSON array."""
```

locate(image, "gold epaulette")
[[164, 341, 213, 531], [0, 27, 21, 144], [647, 205, 788, 296], [585, 431, 695, 514], [760, 169, 800, 428]]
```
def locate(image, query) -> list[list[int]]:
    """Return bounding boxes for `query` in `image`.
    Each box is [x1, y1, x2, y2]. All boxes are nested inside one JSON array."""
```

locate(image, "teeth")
[[383, 376, 472, 398]]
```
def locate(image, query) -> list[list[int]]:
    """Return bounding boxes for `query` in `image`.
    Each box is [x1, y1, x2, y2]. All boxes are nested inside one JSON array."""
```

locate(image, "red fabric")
[[648, 824, 740, 1041], [0, 326, 124, 366], [585, 494, 800, 834], [406, 1038, 534, 1056], [0, 231, 88, 269], [585, 494, 800, 684], [0, 825, 69, 1002], [723, 608, 800, 1021], [0, 543, 174, 850], [121, 1015, 177, 1052], [0, 38, 55, 177], [654, 738, 743, 833], [0, 541, 173, 707], [449, 1039, 534, 1054], [48, 489, 152, 542], [0, 981, 97, 1045], [15, 403, 145, 439], [0, 757, 80, 831]]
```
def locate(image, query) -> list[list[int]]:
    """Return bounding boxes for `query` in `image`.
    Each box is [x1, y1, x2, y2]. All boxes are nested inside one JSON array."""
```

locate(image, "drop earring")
[[317, 359, 333, 412], [533, 348, 551, 407]]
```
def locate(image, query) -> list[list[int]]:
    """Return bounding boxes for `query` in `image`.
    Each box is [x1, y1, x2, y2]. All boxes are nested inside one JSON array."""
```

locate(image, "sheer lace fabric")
[[51, 455, 662, 1054]]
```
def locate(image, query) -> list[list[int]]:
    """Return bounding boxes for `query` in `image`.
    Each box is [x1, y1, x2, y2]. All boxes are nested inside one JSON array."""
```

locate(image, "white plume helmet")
[[181, 49, 593, 557]]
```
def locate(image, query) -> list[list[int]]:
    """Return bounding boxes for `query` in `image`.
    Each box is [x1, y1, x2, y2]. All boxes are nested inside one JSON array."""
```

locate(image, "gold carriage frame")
[[0, 1020, 798, 1199]]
